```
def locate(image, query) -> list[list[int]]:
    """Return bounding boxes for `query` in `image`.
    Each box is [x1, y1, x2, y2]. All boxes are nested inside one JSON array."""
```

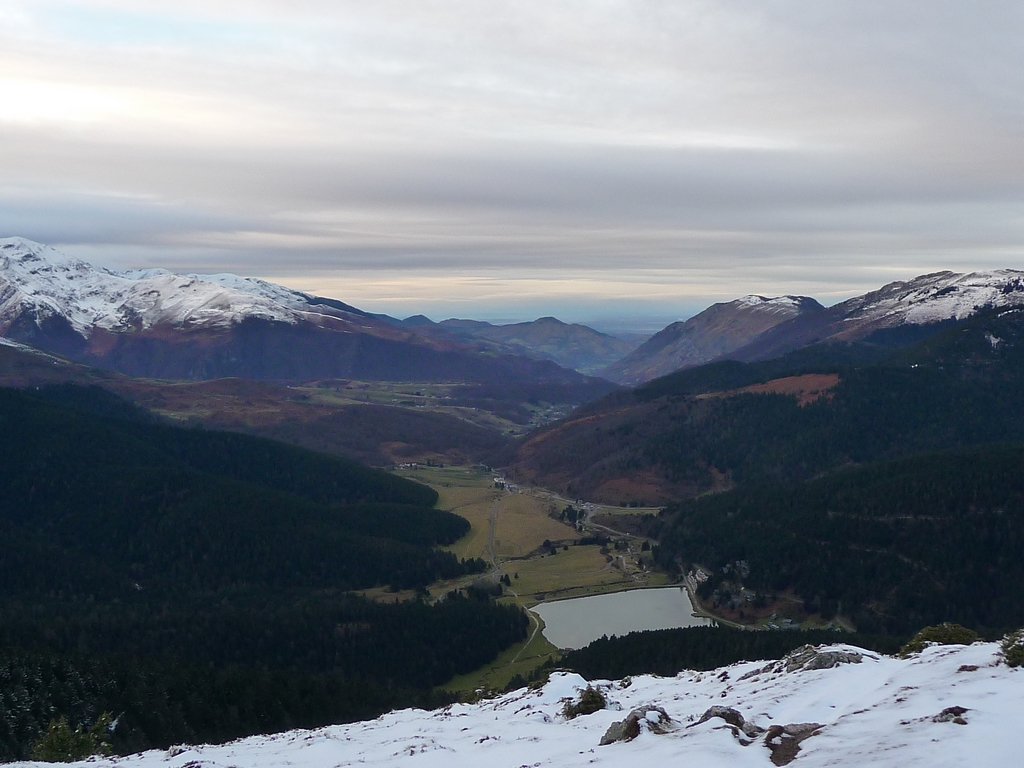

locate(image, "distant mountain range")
[[601, 270, 1024, 384], [0, 238, 606, 384], [5, 237, 1024, 387], [390, 315, 639, 374], [601, 295, 822, 385]]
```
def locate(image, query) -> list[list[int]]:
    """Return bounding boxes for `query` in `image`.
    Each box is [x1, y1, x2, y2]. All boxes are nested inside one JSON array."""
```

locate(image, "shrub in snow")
[[563, 686, 607, 719], [1001, 629, 1024, 668], [30, 713, 112, 762], [900, 623, 979, 656]]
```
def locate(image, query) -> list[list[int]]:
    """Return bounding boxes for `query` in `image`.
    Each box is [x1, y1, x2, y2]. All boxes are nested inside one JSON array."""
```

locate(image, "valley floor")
[[391, 465, 671, 693], [28, 642, 1019, 768]]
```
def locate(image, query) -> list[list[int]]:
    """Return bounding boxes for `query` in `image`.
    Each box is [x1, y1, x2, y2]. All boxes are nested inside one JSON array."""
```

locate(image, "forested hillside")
[[0, 387, 527, 759], [649, 443, 1024, 635], [510, 307, 1024, 503]]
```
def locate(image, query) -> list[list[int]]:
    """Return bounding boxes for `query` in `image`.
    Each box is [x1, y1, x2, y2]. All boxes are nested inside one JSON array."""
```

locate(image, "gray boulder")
[[599, 706, 673, 746]]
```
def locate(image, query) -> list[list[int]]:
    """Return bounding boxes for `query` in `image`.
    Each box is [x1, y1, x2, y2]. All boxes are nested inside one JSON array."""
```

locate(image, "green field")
[[393, 465, 670, 693]]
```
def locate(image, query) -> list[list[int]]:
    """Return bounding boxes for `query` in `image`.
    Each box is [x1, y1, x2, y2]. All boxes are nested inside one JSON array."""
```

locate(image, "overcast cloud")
[[1, 1, 1022, 324]]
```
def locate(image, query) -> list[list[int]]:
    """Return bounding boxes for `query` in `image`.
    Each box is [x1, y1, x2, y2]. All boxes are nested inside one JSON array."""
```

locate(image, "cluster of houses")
[[492, 476, 519, 493], [765, 614, 799, 631], [685, 567, 710, 592]]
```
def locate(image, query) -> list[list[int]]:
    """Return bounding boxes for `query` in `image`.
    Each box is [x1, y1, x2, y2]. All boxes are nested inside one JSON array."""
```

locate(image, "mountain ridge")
[[729, 269, 1024, 362], [601, 294, 823, 384], [428, 314, 639, 374], [0, 238, 602, 384], [507, 306, 1024, 504]]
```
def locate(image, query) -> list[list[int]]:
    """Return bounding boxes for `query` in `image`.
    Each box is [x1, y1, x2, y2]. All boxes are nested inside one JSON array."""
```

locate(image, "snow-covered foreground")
[[20, 642, 1019, 768]]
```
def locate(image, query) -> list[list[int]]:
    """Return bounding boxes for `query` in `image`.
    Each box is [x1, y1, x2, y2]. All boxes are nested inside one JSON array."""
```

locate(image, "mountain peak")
[[727, 268, 1024, 363], [602, 294, 822, 385], [735, 294, 823, 313], [0, 236, 109, 273], [401, 314, 437, 327], [0, 239, 305, 338], [533, 316, 568, 325]]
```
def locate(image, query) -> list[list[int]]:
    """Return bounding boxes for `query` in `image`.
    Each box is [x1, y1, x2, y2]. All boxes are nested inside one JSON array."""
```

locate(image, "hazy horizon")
[[3, 2, 1022, 322]]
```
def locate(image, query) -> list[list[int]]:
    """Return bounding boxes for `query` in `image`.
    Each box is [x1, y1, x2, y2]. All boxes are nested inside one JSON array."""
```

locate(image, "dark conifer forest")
[[503, 308, 1024, 639], [631, 309, 1024, 636], [0, 387, 525, 760], [513, 307, 1024, 499], [649, 443, 1024, 635]]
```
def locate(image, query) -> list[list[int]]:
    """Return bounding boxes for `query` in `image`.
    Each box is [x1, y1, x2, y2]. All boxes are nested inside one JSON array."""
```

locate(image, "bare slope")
[[601, 295, 822, 385], [0, 342, 510, 466]]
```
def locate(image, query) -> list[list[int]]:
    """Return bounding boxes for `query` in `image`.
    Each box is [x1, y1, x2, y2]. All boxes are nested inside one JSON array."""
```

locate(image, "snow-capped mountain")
[[32, 641, 1021, 768], [0, 237, 363, 335], [731, 269, 1024, 363], [834, 269, 1024, 328], [0, 238, 588, 383], [604, 270, 1024, 383], [602, 295, 823, 385]]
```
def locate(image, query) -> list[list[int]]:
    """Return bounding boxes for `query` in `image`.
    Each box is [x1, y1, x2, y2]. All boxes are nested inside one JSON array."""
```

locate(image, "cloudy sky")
[[1, 1, 1022, 327]]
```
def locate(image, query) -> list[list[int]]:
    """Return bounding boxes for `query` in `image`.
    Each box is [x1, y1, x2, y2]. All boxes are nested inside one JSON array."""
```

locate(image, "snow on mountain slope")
[[730, 269, 1024, 363], [185, 273, 332, 315], [838, 269, 1024, 328], [0, 238, 302, 334], [28, 642, 1019, 768]]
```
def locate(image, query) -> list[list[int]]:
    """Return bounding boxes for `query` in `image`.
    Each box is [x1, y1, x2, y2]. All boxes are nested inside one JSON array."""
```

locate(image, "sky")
[[1, 1, 1022, 328]]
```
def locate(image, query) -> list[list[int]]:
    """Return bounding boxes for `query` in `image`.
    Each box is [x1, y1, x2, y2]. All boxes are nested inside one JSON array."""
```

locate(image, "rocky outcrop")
[[932, 706, 969, 725], [781, 645, 866, 672], [692, 705, 822, 766], [694, 706, 764, 741], [741, 645, 868, 680], [764, 722, 823, 766], [599, 706, 673, 745]]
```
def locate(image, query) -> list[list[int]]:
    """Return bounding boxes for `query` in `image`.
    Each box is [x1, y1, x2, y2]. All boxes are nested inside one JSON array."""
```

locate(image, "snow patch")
[[735, 295, 810, 315], [844, 269, 1024, 327], [25, 642, 1022, 768]]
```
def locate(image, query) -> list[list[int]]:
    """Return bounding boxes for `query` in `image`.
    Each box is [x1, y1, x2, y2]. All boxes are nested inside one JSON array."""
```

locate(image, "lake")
[[532, 586, 712, 650]]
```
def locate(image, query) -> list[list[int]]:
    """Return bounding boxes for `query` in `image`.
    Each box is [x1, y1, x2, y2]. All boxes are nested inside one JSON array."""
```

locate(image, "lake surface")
[[532, 587, 712, 650]]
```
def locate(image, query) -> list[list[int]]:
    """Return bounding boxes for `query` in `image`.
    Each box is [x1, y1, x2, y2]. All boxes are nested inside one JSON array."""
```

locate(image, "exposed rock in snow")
[[694, 705, 765, 739], [931, 706, 969, 725], [763, 722, 823, 766], [779, 644, 866, 673], [599, 705, 673, 745], [19, 641, 1022, 768]]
